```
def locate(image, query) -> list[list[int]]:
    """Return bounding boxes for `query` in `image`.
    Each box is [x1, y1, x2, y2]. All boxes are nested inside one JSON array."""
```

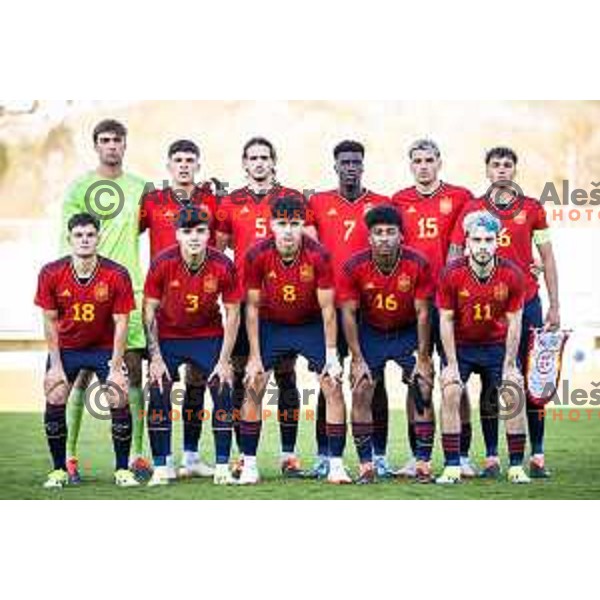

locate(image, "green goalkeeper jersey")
[[60, 171, 147, 292]]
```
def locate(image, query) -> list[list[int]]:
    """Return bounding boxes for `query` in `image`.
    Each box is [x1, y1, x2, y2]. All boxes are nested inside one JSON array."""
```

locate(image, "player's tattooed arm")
[[143, 299, 162, 360], [536, 240, 561, 330], [503, 309, 524, 374]]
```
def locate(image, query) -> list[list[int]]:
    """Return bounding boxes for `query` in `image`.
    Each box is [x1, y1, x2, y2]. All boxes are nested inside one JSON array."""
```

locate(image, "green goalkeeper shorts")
[[127, 291, 146, 351]]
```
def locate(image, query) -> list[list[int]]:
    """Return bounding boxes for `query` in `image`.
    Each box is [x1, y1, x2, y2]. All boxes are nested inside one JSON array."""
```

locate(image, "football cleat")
[[130, 457, 153, 482], [460, 457, 479, 479], [396, 458, 417, 479], [178, 460, 215, 479], [308, 457, 330, 480], [529, 456, 551, 479], [415, 461, 434, 484], [436, 466, 462, 485], [236, 464, 260, 486], [479, 457, 501, 480], [43, 469, 68, 490], [147, 466, 172, 487], [508, 466, 532, 485], [327, 464, 353, 485], [115, 469, 141, 488], [281, 456, 305, 479], [374, 456, 395, 479], [213, 465, 236, 486], [66, 458, 82, 485], [356, 463, 376, 485]]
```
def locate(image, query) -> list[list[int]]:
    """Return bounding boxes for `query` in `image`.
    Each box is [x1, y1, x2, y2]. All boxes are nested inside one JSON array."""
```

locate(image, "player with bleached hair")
[[437, 211, 530, 485]]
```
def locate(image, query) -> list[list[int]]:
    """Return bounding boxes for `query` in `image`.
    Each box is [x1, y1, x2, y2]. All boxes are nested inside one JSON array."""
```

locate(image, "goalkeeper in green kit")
[[60, 119, 151, 482]]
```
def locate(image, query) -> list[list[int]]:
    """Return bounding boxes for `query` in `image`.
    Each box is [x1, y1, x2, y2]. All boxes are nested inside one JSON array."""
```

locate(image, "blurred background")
[[1, 100, 598, 410]]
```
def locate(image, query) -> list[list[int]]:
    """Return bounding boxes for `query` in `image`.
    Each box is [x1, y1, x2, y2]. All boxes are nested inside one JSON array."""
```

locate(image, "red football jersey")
[[35, 256, 136, 350], [244, 236, 334, 325], [215, 185, 306, 281], [144, 246, 241, 339], [140, 184, 217, 259], [306, 189, 390, 290], [449, 196, 549, 302], [436, 257, 526, 346], [338, 247, 434, 332], [392, 182, 473, 287]]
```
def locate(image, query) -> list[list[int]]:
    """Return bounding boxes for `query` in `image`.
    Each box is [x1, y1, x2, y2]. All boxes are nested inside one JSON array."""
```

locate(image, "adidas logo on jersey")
[[327, 208, 338, 217], [459, 289, 470, 298], [60, 289, 72, 298]]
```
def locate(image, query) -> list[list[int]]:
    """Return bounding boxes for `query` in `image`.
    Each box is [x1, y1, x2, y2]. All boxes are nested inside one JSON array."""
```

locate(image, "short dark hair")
[[486, 147, 518, 166], [168, 139, 200, 159], [175, 206, 212, 230], [365, 205, 402, 232], [93, 119, 128, 144], [334, 140, 365, 159], [271, 194, 307, 221], [243, 137, 277, 161], [68, 213, 101, 233]]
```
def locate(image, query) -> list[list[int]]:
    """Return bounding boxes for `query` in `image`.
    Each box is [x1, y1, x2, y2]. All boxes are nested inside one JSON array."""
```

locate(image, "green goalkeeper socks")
[[66, 388, 86, 458], [129, 387, 145, 457]]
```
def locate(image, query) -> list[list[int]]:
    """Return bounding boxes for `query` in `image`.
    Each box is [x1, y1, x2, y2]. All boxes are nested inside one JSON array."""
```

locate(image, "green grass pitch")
[[1, 410, 600, 499]]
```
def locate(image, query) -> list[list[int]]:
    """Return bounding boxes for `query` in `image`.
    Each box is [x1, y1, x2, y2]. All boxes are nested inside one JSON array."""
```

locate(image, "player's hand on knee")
[[415, 355, 434, 386], [245, 356, 265, 388], [350, 357, 373, 392], [323, 348, 343, 383], [44, 365, 69, 404], [149, 355, 171, 393], [209, 360, 234, 391], [440, 364, 462, 392]]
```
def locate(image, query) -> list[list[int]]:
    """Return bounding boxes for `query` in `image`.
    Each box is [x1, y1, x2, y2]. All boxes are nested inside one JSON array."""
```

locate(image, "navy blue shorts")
[[160, 338, 222, 381], [48, 349, 112, 384], [359, 322, 417, 379], [520, 294, 543, 365], [454, 344, 509, 387], [261, 320, 326, 373]]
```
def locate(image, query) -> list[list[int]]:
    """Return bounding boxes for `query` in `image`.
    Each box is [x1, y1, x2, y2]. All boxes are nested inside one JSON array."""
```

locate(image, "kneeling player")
[[143, 209, 241, 486], [340, 206, 435, 483], [240, 195, 348, 485], [437, 211, 529, 485], [35, 213, 139, 489]]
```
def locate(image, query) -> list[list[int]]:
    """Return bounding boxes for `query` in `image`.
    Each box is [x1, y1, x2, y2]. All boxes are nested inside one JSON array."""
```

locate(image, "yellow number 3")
[[185, 294, 200, 313]]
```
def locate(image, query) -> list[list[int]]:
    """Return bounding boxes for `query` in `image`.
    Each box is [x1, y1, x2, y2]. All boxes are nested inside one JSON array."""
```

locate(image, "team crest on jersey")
[[60, 289, 72, 298], [397, 274, 412, 293], [439, 197, 453, 215], [300, 264, 315, 283], [94, 283, 109, 303], [514, 211, 528, 225], [204, 275, 218, 293], [494, 283, 509, 302]]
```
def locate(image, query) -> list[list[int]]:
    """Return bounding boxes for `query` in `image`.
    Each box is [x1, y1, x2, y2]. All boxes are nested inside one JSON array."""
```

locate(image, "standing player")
[[391, 139, 476, 478], [60, 119, 150, 482], [140, 139, 218, 478], [339, 206, 435, 483], [306, 141, 392, 479], [215, 137, 307, 478], [36, 213, 139, 489], [437, 211, 530, 484], [143, 209, 241, 486], [448, 147, 560, 478], [240, 195, 347, 485]]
